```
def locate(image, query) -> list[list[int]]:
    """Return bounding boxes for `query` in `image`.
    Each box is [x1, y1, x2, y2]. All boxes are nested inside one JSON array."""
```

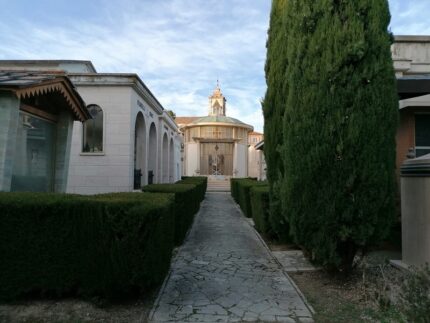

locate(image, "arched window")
[[83, 104, 103, 152]]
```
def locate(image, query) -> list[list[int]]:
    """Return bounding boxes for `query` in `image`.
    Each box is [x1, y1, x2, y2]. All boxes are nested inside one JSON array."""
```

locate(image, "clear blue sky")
[[0, 0, 428, 132]]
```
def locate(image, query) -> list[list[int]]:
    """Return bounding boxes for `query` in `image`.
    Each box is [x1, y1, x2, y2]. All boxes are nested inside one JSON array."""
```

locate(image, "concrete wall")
[[66, 83, 181, 194], [248, 145, 266, 180], [67, 86, 133, 194], [234, 143, 248, 178], [185, 142, 199, 176], [401, 156, 430, 266], [248, 145, 260, 178], [0, 92, 19, 191], [392, 36, 430, 77]]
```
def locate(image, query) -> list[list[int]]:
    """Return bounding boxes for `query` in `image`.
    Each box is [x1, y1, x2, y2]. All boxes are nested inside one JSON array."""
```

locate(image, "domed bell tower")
[[208, 81, 226, 116]]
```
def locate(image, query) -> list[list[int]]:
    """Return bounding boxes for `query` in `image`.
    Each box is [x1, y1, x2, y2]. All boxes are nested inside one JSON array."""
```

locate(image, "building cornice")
[[394, 35, 430, 43], [182, 122, 253, 131], [68, 73, 165, 115]]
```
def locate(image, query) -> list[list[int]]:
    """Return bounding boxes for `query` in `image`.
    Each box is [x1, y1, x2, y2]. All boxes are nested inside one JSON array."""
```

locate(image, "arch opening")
[[148, 123, 157, 184], [162, 133, 169, 183], [134, 112, 146, 188], [169, 138, 174, 182]]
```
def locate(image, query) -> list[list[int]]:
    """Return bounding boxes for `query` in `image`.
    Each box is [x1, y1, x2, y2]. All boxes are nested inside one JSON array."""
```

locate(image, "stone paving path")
[[149, 193, 313, 322], [272, 251, 320, 273]]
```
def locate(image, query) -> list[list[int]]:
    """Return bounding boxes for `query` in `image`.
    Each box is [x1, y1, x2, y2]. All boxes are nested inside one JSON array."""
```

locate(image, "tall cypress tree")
[[262, 0, 290, 240], [282, 0, 398, 271]]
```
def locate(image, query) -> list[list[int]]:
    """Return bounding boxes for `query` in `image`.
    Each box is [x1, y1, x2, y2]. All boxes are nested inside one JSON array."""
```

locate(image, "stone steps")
[[207, 180, 231, 192]]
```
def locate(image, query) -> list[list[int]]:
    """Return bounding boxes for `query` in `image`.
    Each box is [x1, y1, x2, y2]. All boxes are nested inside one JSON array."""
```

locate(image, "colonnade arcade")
[[134, 111, 176, 188]]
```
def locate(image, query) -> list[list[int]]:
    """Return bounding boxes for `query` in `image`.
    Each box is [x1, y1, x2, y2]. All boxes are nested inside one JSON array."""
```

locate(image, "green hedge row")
[[230, 178, 240, 202], [143, 184, 199, 245], [0, 192, 175, 301], [250, 185, 271, 236], [231, 178, 267, 218], [143, 176, 207, 245], [177, 176, 207, 201], [230, 179, 271, 234]]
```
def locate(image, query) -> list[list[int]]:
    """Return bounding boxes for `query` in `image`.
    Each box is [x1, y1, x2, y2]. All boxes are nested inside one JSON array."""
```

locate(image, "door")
[[200, 143, 233, 175]]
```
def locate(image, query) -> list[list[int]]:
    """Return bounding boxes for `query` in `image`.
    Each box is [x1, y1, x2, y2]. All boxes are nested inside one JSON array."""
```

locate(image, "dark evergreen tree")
[[262, 0, 290, 240], [282, 0, 398, 271]]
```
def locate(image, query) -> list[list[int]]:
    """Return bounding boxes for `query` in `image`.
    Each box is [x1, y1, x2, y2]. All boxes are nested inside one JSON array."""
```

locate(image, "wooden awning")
[[0, 71, 90, 122]]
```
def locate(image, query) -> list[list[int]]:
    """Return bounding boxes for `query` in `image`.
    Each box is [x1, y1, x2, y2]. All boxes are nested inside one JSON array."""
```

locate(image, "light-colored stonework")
[[272, 251, 320, 273], [0, 60, 182, 194], [178, 85, 253, 179], [149, 193, 313, 322]]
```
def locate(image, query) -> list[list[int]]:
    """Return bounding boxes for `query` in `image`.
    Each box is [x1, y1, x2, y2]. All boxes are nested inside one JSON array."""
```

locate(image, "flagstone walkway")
[[149, 192, 313, 322]]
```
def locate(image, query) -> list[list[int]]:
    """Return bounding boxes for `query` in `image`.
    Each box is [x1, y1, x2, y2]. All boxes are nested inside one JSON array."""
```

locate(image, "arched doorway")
[[169, 138, 174, 182], [162, 133, 169, 183], [134, 112, 146, 188], [148, 123, 157, 184]]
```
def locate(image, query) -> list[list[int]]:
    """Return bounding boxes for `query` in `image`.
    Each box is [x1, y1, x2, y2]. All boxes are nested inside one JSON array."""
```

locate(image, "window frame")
[[414, 112, 430, 158], [81, 104, 105, 155]]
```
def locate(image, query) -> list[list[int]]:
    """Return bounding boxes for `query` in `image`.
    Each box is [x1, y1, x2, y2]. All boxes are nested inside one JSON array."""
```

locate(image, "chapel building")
[[177, 84, 253, 178]]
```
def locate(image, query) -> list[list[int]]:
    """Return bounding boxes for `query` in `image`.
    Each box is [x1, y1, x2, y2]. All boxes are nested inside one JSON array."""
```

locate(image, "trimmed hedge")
[[230, 178, 268, 218], [230, 178, 240, 203], [0, 192, 175, 301], [178, 176, 208, 201], [237, 179, 255, 217], [181, 176, 208, 187], [142, 184, 199, 245], [250, 185, 271, 235]]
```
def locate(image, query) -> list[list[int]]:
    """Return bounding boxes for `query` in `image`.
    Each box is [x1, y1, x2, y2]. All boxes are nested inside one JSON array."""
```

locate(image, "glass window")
[[415, 114, 430, 157], [11, 113, 55, 192], [83, 105, 103, 152]]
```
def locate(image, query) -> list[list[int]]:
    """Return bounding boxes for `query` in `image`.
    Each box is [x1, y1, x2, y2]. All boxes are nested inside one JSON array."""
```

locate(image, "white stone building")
[[247, 132, 266, 180], [0, 60, 182, 194], [177, 85, 253, 179]]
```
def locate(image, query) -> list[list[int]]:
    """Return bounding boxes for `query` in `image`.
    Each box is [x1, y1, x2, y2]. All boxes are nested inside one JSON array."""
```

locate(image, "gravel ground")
[[0, 289, 158, 323], [289, 251, 409, 323]]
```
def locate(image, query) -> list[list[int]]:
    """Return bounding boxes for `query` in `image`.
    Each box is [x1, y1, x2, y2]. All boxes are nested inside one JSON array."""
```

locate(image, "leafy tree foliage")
[[264, 0, 398, 271], [262, 0, 291, 240]]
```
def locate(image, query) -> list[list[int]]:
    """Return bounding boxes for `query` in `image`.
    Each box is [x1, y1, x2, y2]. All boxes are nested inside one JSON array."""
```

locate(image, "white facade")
[[178, 85, 253, 179], [392, 35, 430, 78], [66, 73, 182, 194], [248, 132, 265, 180], [0, 60, 182, 194]]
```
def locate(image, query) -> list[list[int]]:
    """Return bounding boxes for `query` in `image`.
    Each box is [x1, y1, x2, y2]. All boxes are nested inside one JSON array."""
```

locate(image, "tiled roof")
[[190, 115, 251, 127], [175, 116, 202, 125], [0, 70, 64, 87]]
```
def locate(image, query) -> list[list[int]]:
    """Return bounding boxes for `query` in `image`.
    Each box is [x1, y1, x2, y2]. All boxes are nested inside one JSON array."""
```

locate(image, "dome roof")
[[189, 115, 253, 129]]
